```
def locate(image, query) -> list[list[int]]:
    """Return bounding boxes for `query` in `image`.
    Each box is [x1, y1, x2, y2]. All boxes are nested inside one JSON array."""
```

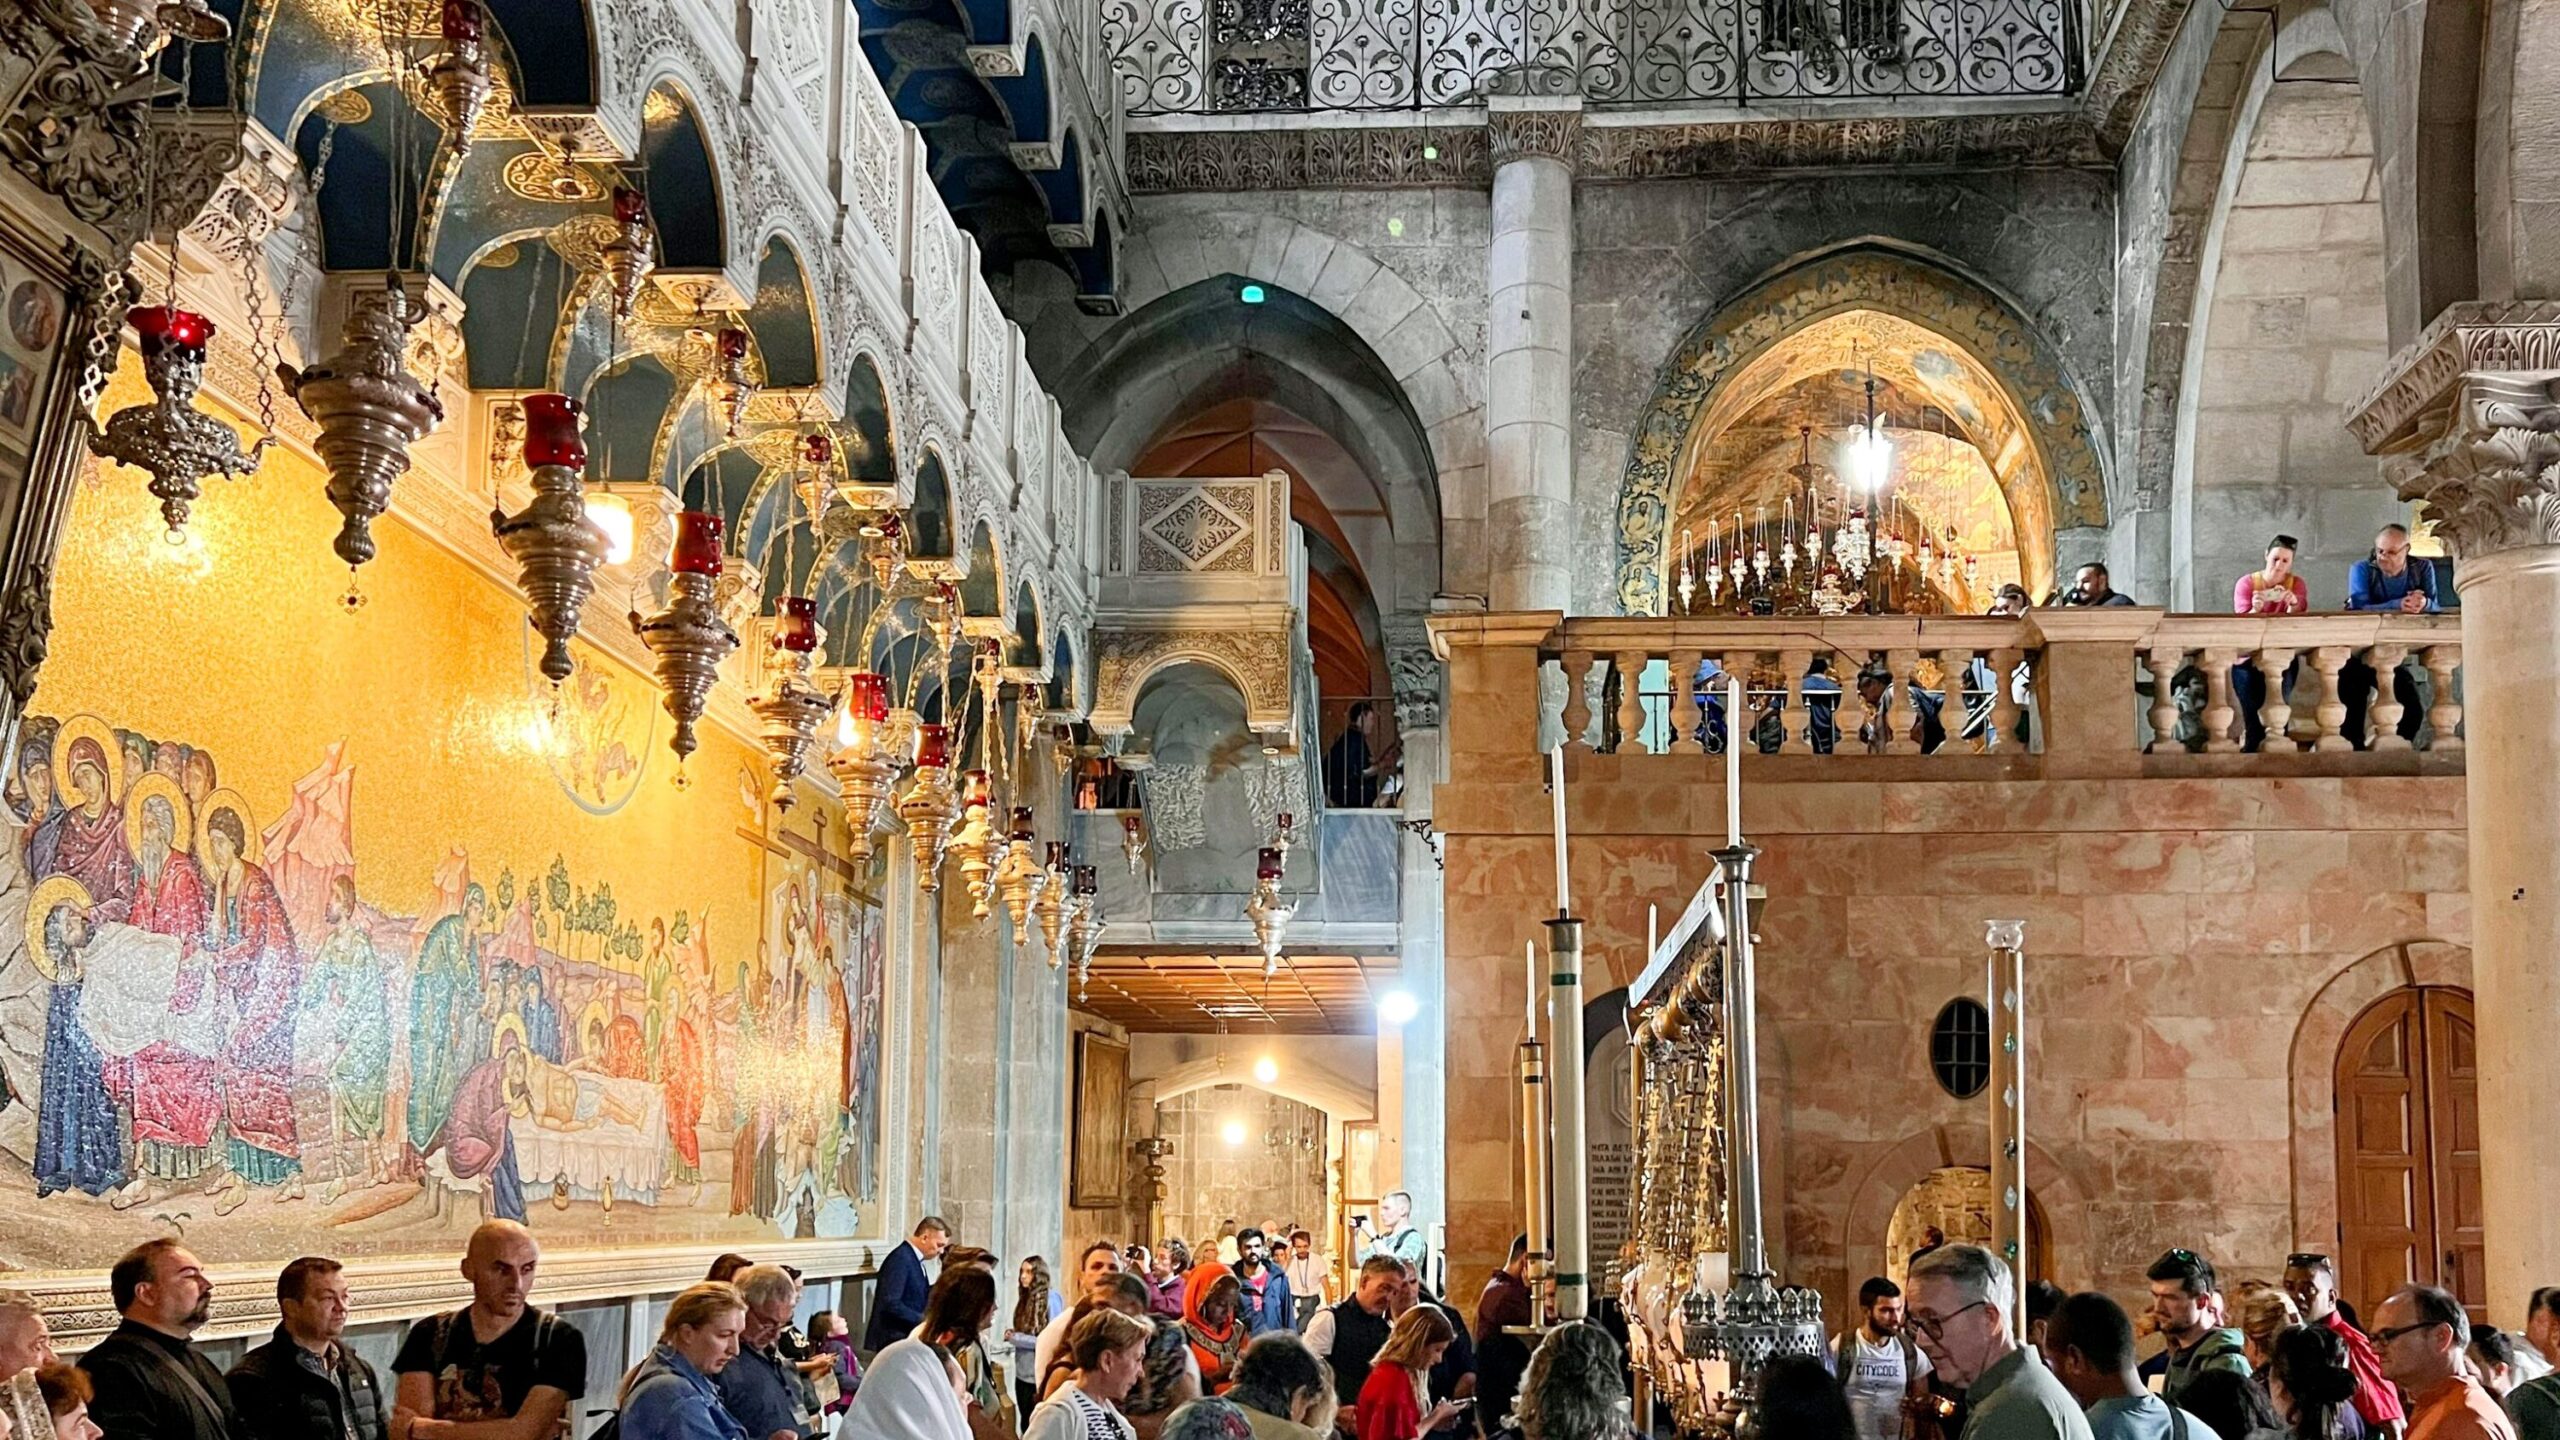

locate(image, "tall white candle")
[[1526, 940, 1538, 1039], [1726, 675, 1744, 846], [1549, 744, 1570, 916], [1647, 903, 1659, 968]]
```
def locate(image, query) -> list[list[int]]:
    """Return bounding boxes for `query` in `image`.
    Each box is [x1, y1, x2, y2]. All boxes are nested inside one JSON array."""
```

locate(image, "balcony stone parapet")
[[1427, 609, 2463, 790]]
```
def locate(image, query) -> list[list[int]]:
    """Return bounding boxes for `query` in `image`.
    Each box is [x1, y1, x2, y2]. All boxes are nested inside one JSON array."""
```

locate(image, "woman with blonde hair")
[[1353, 1307, 1464, 1440], [1026, 1309, 1153, 1440], [617, 1282, 751, 1440], [2234, 1282, 2302, 1368]]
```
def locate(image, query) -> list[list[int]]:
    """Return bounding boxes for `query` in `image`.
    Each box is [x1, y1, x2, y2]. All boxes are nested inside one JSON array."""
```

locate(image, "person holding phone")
[[1356, 1309, 1465, 1440]]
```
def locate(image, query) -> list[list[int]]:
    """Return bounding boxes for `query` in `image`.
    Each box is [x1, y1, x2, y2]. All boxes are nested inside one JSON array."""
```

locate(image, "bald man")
[[390, 1222, 587, 1440]]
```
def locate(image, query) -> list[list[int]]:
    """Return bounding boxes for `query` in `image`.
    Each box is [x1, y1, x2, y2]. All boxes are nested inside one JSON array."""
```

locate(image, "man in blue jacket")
[[863, 1215, 950, 1353], [1233, 1228, 1294, 1335], [2341, 523, 2439, 748]]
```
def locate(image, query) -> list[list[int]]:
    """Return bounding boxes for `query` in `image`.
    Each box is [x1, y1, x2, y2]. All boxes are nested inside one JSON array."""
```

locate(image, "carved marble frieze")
[[1125, 108, 2104, 190], [2346, 301, 2560, 454], [1088, 624, 1295, 734]]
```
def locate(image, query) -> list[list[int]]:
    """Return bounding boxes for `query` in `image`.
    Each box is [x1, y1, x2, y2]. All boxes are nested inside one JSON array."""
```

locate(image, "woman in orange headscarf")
[[1183, 1273, 1248, 1395]]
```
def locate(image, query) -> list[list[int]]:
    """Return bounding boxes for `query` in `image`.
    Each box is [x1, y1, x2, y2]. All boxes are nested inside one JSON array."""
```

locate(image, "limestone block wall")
[[1435, 759, 2469, 1329], [1151, 1085, 1335, 1250], [2179, 81, 2398, 606]]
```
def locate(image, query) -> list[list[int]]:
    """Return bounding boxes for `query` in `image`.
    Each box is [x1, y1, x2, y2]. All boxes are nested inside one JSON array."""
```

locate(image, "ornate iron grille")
[[1104, 0, 2085, 113]]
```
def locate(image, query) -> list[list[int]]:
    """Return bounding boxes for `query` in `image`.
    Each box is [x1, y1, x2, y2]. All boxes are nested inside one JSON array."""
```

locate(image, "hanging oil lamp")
[[1120, 813, 1147, 876], [282, 279, 445, 572], [1032, 840, 1072, 967], [1676, 527, 1696, 613], [1064, 864, 1100, 985], [992, 806, 1048, 948], [155, 0, 230, 43], [492, 393, 610, 683], [947, 768, 997, 918], [1244, 844, 1294, 977], [601, 186, 654, 319], [827, 670, 898, 860], [750, 595, 831, 809], [864, 512, 906, 589], [925, 580, 961, 654], [898, 723, 960, 891], [710, 326, 756, 437], [632, 510, 740, 766], [90, 305, 261, 541], [424, 1, 494, 154]]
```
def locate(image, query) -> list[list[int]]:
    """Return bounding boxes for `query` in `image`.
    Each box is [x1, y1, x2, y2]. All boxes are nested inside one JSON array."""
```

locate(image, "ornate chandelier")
[[993, 806, 1047, 948], [631, 510, 740, 770], [283, 279, 445, 577], [897, 722, 959, 890], [423, 0, 495, 154], [90, 305, 261, 541], [490, 393, 609, 684], [1245, 843, 1293, 976], [826, 670, 899, 861], [749, 595, 832, 808]]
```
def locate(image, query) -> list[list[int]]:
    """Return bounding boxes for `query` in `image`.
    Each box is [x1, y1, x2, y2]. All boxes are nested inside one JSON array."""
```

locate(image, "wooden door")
[[2334, 987, 2481, 1322]]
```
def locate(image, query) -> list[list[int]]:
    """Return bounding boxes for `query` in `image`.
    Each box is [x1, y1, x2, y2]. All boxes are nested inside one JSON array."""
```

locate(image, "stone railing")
[[1428, 610, 2463, 776]]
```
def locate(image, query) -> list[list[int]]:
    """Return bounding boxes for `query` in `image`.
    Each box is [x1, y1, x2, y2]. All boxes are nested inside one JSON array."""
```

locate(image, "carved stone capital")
[[2391, 371, 2560, 563], [1385, 615, 1442, 732], [2347, 301, 2560, 453], [1487, 98, 1582, 170]]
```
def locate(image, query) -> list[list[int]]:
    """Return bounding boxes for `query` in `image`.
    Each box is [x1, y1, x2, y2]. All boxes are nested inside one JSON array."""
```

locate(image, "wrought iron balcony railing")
[[1103, 0, 2087, 115]]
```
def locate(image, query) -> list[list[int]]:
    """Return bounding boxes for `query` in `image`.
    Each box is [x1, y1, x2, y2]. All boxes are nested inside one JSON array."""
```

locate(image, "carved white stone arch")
[[1087, 628, 1294, 739]]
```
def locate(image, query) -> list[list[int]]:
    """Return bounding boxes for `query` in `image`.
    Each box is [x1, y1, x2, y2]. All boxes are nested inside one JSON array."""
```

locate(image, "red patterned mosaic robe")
[[110, 852, 218, 1154], [204, 859, 301, 1169]]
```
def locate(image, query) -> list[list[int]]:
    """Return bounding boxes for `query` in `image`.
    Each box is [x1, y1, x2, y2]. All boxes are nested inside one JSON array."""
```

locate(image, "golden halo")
[[493, 1012, 530, 1058], [192, 786, 262, 867], [50, 716, 120, 810], [24, 874, 93, 983], [123, 772, 191, 861]]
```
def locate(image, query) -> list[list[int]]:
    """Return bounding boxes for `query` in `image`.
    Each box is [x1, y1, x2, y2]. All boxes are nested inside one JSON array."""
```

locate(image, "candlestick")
[[1549, 744, 1570, 916], [1647, 902, 1659, 968], [1726, 675, 1743, 846]]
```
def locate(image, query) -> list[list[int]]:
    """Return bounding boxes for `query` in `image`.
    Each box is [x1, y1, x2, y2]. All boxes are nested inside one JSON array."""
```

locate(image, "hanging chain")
[[243, 118, 339, 460]]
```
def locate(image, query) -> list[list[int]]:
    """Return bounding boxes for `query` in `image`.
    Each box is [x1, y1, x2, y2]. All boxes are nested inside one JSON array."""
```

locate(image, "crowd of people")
[[37, 1216, 2560, 1440], [1795, 1244, 2556, 1440]]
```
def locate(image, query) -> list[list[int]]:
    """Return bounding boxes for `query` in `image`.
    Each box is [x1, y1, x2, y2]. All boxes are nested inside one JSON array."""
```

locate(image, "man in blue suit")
[[863, 1215, 950, 1353]]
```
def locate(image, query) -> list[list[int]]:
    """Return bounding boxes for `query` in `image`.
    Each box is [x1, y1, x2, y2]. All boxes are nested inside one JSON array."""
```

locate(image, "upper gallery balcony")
[[1103, 0, 2086, 120]]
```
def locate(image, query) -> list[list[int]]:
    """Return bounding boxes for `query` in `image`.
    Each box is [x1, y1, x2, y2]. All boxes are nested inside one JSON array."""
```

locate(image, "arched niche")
[[1008, 581, 1045, 673], [1662, 309, 2039, 612], [1046, 630, 1079, 712], [581, 353, 681, 483], [841, 352, 899, 487], [988, 32, 1053, 145], [640, 83, 728, 271], [1618, 250, 2107, 614], [1037, 127, 1087, 230], [1881, 1166, 2052, 1289], [910, 450, 957, 561], [959, 518, 1004, 618], [746, 236, 823, 391], [461, 237, 579, 390]]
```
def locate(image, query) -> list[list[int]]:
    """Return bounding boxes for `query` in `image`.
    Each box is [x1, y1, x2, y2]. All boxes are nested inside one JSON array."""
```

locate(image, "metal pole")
[[1714, 846, 1765, 1277], [1546, 914, 1590, 1320], [1987, 919, 2027, 1338]]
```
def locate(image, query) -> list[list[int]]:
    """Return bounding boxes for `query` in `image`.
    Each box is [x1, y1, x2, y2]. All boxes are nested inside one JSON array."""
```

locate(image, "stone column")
[[1485, 98, 1580, 613], [1389, 624, 1447, 1254], [2350, 312, 2560, 1322]]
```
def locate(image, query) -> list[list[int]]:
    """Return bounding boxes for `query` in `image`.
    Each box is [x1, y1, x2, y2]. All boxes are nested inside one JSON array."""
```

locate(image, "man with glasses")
[[1906, 1243, 2092, 1439], [717, 1264, 816, 1440], [2145, 1250, 2249, 1406], [2281, 1253, 2405, 1438], [2342, 523, 2437, 748], [2371, 1284, 2514, 1439]]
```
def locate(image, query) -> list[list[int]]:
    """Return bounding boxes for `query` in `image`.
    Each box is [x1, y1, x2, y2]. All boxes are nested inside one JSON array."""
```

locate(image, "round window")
[[1930, 997, 1992, 1099]]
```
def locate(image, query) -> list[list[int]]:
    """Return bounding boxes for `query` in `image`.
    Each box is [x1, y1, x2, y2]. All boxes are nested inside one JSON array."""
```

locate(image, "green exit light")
[[1240, 284, 1266, 304]]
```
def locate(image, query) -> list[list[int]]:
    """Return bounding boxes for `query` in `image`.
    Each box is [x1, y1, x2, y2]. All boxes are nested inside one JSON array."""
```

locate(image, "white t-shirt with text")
[[1831, 1328, 1930, 1440]]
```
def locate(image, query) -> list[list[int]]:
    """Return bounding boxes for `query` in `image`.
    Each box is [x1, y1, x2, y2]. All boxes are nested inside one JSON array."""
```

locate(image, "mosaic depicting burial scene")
[[0, 373, 889, 1276]]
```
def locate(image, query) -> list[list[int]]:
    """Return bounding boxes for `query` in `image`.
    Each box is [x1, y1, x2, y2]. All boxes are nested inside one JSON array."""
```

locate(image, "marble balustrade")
[[1502, 611, 2463, 767]]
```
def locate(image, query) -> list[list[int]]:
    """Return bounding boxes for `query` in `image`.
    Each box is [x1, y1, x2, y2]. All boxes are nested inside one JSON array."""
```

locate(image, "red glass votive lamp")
[[1044, 841, 1070, 871], [772, 596, 819, 653], [844, 670, 890, 723], [130, 305, 213, 359], [612, 186, 647, 225], [520, 393, 585, 468], [441, 0, 482, 42], [1008, 806, 1035, 841], [1256, 846, 1285, 881], [802, 431, 833, 466], [717, 327, 750, 361], [1074, 865, 1097, 896], [915, 723, 951, 770], [670, 511, 724, 575], [961, 769, 992, 810]]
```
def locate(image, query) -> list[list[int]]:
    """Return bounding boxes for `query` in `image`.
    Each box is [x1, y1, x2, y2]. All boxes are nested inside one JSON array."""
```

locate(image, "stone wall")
[[1151, 1085, 1334, 1251], [2178, 80, 2398, 606], [1571, 168, 2123, 612], [1432, 636, 2469, 1328]]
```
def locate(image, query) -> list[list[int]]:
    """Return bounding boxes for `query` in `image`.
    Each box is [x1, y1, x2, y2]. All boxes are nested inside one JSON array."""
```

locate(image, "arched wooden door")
[[2334, 987, 2482, 1322]]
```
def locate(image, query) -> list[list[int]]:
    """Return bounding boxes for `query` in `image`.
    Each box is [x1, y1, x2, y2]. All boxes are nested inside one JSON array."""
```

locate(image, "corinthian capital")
[[2395, 372, 2560, 561], [1487, 97, 1582, 169]]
